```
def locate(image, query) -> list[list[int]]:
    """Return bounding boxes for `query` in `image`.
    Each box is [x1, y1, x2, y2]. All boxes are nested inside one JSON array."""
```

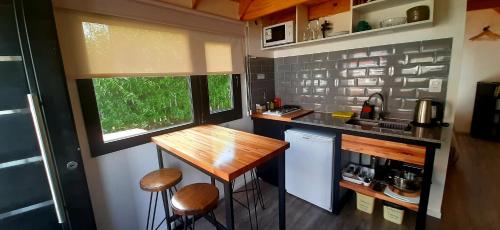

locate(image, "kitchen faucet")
[[366, 92, 385, 120]]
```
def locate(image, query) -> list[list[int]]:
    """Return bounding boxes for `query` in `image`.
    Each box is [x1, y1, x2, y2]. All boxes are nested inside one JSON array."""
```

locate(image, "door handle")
[[27, 94, 66, 224]]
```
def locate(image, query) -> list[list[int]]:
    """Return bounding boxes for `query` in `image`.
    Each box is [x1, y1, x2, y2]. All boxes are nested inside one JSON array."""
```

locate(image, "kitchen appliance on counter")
[[263, 21, 294, 47], [285, 129, 348, 212], [413, 98, 445, 126], [262, 105, 301, 116]]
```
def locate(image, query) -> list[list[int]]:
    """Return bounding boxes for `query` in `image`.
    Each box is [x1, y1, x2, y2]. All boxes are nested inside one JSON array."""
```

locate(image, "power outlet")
[[429, 79, 442, 93], [257, 74, 265, 80]]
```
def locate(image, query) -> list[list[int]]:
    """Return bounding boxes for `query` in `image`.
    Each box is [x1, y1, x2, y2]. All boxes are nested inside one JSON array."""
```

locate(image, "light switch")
[[429, 79, 442, 93], [257, 74, 265, 80]]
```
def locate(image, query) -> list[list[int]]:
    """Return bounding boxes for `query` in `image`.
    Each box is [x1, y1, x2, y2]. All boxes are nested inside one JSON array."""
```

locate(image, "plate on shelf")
[[384, 186, 420, 204]]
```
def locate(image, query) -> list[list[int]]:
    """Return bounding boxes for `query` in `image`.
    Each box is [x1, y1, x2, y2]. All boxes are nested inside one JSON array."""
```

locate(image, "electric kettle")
[[413, 98, 444, 126]]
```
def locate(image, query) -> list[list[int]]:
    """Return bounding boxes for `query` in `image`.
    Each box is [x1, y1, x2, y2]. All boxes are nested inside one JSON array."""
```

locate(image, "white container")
[[383, 203, 405, 225], [356, 192, 375, 214]]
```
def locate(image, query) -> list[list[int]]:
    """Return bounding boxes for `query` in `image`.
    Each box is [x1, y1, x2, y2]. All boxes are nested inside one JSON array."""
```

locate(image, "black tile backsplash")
[[248, 57, 275, 110], [270, 38, 453, 120]]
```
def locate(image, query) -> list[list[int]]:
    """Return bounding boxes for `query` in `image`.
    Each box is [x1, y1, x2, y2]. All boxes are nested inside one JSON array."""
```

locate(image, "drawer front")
[[341, 134, 426, 166]]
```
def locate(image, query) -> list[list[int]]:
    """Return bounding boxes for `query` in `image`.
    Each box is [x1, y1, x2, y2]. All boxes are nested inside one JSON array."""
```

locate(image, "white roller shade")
[[54, 8, 244, 78]]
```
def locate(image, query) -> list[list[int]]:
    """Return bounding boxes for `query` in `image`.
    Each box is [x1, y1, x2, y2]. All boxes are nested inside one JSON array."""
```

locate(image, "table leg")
[[157, 146, 172, 230], [278, 152, 285, 230], [416, 147, 436, 229], [157, 146, 164, 168], [224, 181, 235, 230]]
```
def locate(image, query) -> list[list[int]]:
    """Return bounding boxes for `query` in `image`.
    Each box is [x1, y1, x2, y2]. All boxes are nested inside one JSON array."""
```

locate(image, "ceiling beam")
[[192, 0, 201, 9], [240, 0, 312, 21], [239, 0, 253, 19], [467, 0, 500, 11]]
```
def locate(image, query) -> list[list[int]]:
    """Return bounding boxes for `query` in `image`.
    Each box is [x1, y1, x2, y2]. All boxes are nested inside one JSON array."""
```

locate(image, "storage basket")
[[356, 192, 375, 214], [383, 202, 405, 224]]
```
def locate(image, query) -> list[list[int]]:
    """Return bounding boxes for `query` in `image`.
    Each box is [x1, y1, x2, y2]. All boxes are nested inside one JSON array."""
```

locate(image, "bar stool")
[[140, 168, 182, 230], [171, 183, 219, 230]]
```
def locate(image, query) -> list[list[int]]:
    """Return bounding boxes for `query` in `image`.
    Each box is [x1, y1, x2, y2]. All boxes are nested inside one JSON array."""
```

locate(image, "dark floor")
[[195, 133, 500, 230]]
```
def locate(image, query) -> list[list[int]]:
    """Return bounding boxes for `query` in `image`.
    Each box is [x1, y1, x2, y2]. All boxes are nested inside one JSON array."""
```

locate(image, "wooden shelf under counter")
[[339, 180, 419, 212]]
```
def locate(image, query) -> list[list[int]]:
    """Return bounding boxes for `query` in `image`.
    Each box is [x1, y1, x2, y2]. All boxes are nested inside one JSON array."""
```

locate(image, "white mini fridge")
[[285, 129, 336, 211]]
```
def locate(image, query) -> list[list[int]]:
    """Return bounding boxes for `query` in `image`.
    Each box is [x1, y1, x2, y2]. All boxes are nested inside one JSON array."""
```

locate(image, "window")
[[92, 76, 193, 142], [78, 75, 241, 156], [208, 74, 234, 114], [58, 10, 244, 156], [200, 74, 242, 124]]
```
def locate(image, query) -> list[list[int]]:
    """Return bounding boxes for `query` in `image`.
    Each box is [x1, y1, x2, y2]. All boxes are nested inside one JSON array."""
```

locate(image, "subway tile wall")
[[274, 38, 452, 120], [248, 57, 275, 110]]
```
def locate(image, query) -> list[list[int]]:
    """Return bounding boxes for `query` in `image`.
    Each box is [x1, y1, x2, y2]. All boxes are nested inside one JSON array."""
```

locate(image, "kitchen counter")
[[252, 112, 443, 229], [253, 112, 445, 147]]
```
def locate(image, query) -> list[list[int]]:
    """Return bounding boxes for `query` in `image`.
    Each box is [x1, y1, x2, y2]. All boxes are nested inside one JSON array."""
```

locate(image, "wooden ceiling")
[[155, 0, 351, 21], [238, 0, 349, 20]]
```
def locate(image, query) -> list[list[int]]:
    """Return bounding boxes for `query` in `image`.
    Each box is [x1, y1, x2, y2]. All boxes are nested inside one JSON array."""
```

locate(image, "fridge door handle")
[[27, 94, 66, 224]]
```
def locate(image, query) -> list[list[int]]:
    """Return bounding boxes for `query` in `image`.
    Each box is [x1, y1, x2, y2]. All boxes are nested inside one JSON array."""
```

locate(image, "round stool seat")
[[171, 183, 219, 216], [140, 168, 182, 192]]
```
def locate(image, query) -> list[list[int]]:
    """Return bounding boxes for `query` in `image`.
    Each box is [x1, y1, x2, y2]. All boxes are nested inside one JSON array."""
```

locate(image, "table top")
[[152, 125, 290, 181]]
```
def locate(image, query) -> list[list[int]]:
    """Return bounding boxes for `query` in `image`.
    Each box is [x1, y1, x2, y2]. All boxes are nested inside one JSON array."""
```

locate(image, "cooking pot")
[[391, 171, 422, 192]]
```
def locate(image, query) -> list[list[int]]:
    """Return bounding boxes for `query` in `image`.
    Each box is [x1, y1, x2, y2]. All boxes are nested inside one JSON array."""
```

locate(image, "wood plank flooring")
[[193, 133, 500, 230]]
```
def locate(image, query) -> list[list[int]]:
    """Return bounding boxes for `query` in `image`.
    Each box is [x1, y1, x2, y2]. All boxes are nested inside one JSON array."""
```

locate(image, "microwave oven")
[[263, 21, 294, 48]]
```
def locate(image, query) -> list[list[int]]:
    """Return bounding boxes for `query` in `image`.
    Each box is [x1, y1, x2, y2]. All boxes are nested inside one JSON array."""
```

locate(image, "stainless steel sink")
[[345, 118, 411, 131]]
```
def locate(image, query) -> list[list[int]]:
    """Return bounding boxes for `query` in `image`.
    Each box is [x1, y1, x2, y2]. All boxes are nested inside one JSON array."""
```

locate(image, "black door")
[[0, 0, 95, 229]]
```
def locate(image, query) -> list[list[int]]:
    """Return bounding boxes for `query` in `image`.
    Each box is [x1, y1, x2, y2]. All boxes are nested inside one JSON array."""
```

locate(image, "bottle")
[[274, 97, 281, 108], [269, 101, 275, 110]]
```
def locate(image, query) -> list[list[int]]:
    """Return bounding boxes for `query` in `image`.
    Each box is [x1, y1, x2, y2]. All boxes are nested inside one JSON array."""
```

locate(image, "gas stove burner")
[[262, 105, 301, 116]]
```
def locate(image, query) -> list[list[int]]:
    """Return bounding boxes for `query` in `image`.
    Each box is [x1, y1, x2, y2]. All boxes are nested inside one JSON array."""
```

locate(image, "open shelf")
[[261, 0, 434, 50], [339, 180, 419, 212], [262, 19, 432, 50], [352, 0, 427, 13]]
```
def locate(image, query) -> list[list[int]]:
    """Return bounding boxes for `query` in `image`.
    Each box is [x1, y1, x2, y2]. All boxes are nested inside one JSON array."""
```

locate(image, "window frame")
[[77, 74, 241, 157], [198, 74, 242, 124]]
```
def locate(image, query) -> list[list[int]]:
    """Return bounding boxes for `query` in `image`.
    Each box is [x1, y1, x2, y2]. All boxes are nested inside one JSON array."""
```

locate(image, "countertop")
[[253, 112, 445, 146]]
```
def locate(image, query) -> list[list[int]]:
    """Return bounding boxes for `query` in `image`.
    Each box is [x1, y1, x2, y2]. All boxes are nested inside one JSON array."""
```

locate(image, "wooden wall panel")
[[242, 0, 311, 20], [308, 0, 350, 20], [262, 7, 296, 27]]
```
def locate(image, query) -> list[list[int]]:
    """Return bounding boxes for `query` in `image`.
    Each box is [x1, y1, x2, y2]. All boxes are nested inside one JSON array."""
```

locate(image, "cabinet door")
[[0, 1, 95, 229], [253, 119, 285, 186]]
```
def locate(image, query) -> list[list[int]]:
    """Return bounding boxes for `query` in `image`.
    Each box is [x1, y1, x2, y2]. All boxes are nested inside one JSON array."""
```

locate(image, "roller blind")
[[54, 8, 244, 78]]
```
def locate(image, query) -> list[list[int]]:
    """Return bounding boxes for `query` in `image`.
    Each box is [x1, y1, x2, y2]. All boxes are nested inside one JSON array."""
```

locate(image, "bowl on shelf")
[[379, 17, 407, 28], [407, 5, 430, 23]]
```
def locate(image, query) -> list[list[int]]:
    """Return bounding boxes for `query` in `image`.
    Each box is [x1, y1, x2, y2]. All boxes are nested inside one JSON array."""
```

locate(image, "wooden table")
[[152, 125, 290, 230]]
